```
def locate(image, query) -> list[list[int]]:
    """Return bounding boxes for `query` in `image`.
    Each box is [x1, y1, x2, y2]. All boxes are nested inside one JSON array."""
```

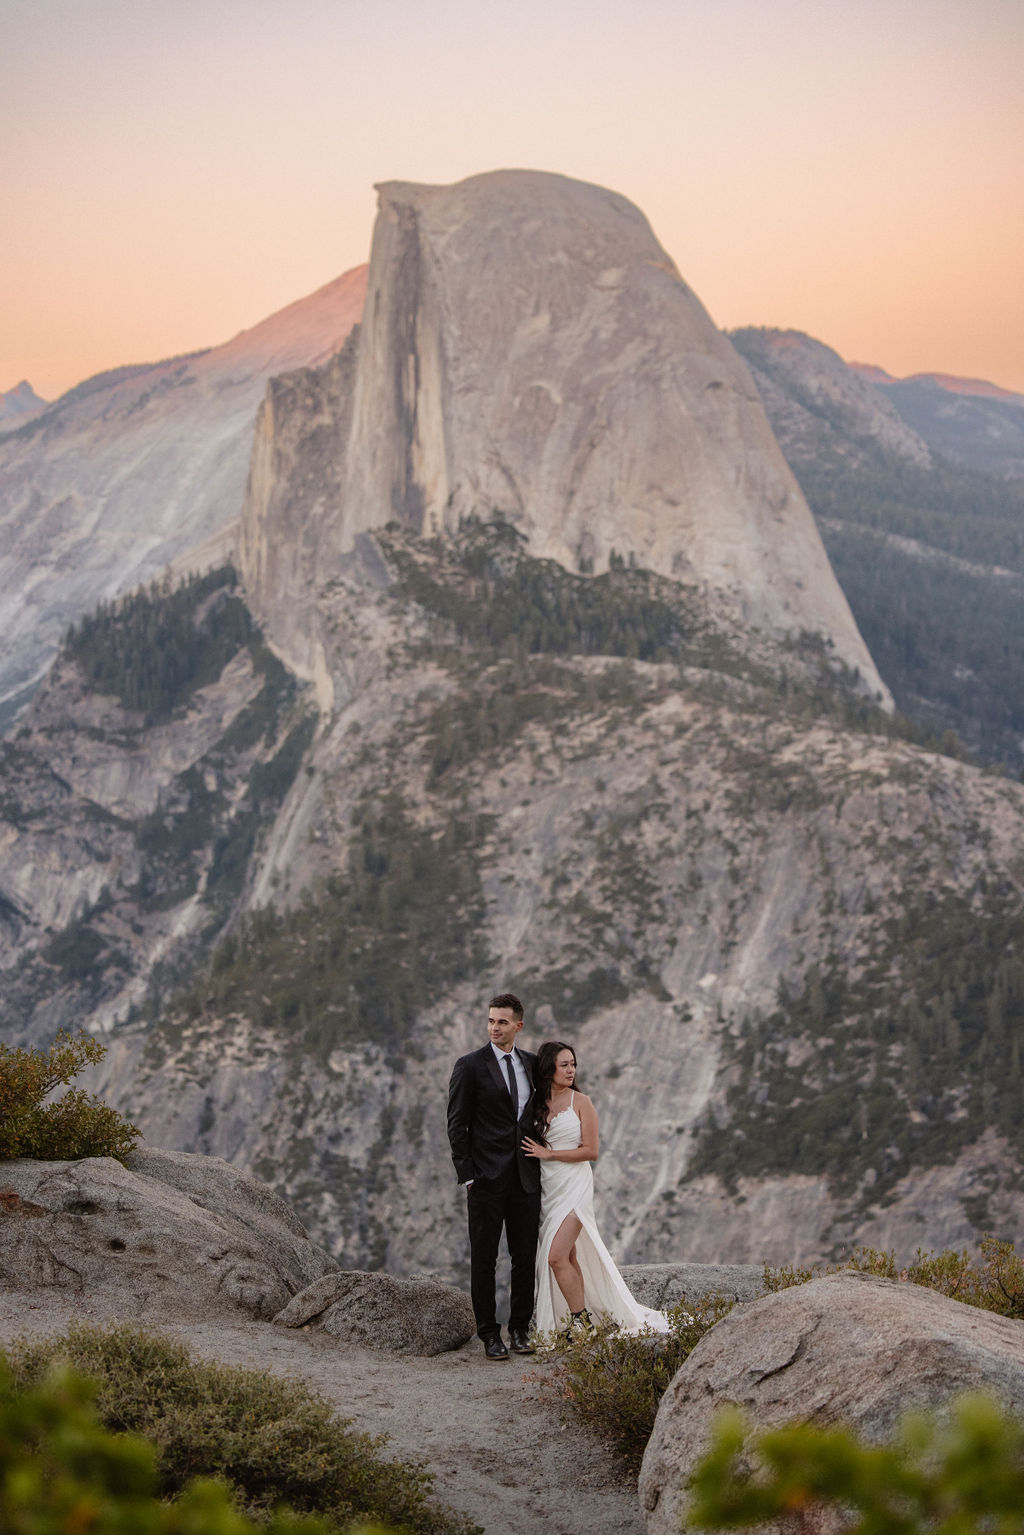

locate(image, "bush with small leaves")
[[0, 1355, 353, 1535], [686, 1392, 1024, 1534], [3, 1324, 480, 1535], [533, 1294, 735, 1475], [763, 1238, 1024, 1321], [0, 1029, 140, 1162]]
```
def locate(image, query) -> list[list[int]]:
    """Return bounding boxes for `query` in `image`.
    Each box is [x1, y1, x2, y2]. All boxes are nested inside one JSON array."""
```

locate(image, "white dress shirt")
[[490, 1041, 531, 1107]]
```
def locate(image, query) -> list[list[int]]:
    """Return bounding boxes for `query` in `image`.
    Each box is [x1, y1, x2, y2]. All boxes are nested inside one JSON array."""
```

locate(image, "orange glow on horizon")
[[2, 0, 1022, 400]]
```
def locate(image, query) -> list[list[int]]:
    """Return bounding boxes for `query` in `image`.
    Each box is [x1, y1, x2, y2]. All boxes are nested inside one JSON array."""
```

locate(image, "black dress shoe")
[[483, 1335, 509, 1360], [508, 1328, 536, 1354]]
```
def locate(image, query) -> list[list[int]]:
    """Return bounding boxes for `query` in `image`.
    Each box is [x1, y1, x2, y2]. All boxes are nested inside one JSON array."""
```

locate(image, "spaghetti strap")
[[533, 1090, 671, 1336]]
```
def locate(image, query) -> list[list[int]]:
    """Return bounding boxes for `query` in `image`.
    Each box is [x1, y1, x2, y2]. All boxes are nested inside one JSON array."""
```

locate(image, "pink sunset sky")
[[3, 0, 1023, 401]]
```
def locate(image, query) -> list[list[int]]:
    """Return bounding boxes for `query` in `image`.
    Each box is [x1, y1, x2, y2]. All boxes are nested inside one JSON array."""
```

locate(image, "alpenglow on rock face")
[[241, 170, 887, 700]]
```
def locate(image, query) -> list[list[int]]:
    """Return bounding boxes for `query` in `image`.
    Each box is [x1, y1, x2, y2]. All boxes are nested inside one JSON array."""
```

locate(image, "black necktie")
[[503, 1052, 518, 1117]]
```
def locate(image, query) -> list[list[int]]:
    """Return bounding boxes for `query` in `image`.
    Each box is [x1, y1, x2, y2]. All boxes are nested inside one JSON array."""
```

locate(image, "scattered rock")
[[621, 1262, 764, 1310], [0, 1152, 337, 1321], [276, 1270, 476, 1355], [639, 1271, 1024, 1534]]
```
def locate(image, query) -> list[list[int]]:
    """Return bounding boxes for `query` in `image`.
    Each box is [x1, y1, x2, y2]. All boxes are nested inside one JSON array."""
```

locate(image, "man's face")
[[488, 1007, 523, 1052]]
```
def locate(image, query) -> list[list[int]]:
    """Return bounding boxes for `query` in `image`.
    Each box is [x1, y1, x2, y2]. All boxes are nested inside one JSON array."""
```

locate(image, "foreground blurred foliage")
[[1, 1324, 479, 1535], [0, 1354, 347, 1535], [686, 1393, 1024, 1534], [0, 1029, 140, 1162]]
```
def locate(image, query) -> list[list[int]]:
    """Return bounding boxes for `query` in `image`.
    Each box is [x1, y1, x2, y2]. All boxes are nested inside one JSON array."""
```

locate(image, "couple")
[[446, 991, 669, 1360]]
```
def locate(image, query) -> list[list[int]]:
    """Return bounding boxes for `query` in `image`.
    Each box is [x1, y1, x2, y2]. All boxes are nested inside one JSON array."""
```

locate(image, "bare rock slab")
[[275, 1270, 475, 1355], [0, 1150, 337, 1322], [621, 1262, 764, 1310], [639, 1270, 1024, 1535]]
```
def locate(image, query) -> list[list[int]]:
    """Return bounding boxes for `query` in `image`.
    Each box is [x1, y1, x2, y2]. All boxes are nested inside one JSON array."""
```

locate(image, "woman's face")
[[552, 1049, 576, 1090]]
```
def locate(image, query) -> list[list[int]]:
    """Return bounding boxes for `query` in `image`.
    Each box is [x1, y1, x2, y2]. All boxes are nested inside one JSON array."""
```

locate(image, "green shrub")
[[763, 1237, 1024, 1320], [686, 1392, 1024, 1533], [0, 1354, 349, 1535], [535, 1294, 735, 1475], [3, 1323, 479, 1535], [0, 1029, 140, 1162]]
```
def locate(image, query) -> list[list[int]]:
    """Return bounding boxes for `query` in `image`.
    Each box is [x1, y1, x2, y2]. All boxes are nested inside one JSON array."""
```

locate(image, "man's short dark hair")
[[489, 992, 524, 1020]]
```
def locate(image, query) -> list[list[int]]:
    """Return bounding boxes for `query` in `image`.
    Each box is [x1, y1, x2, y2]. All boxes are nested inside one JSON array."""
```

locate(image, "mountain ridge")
[[0, 265, 367, 720], [4, 172, 1024, 1279]]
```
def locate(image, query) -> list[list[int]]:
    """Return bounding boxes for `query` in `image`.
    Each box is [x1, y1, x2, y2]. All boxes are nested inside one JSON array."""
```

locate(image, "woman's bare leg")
[[548, 1212, 585, 1313]]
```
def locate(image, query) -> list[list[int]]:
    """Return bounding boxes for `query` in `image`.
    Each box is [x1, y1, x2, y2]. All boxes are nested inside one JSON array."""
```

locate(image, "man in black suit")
[[447, 991, 541, 1360]]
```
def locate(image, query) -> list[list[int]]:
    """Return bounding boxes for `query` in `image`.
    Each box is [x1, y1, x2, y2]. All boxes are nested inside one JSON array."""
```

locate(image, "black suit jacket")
[[447, 1043, 541, 1194]]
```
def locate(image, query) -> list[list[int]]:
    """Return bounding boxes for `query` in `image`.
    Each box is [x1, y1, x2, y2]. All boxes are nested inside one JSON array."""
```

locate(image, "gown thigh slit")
[[533, 1094, 669, 1336]]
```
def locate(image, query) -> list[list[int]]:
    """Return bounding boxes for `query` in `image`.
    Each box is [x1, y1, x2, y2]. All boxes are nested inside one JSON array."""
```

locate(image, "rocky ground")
[[0, 1291, 643, 1535]]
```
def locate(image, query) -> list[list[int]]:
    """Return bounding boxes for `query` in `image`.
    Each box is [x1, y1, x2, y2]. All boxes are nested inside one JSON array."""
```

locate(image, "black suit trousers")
[[466, 1169, 541, 1337]]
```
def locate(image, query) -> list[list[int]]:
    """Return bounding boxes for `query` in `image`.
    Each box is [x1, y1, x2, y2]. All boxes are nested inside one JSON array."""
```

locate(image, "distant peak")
[[0, 378, 49, 430], [848, 362, 895, 385], [0, 379, 47, 408], [850, 363, 1022, 405], [907, 372, 1024, 404]]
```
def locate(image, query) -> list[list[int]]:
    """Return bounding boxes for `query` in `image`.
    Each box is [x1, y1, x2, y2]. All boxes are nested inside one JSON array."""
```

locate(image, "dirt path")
[[0, 1296, 643, 1535]]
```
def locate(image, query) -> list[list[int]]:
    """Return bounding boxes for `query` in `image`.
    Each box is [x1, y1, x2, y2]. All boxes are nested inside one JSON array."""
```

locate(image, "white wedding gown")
[[533, 1094, 670, 1335]]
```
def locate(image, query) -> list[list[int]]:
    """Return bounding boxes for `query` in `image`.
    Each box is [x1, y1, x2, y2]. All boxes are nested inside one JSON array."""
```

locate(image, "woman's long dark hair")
[[530, 1040, 577, 1145]]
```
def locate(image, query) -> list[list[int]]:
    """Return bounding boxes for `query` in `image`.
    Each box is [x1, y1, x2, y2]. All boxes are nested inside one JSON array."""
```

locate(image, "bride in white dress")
[[522, 1040, 670, 1336]]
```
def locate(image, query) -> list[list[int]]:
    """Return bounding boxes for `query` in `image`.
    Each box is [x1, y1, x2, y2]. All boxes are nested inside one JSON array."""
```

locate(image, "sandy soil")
[[0, 1293, 643, 1535]]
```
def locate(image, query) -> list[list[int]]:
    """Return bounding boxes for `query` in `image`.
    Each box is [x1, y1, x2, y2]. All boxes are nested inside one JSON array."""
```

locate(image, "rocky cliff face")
[[6, 174, 1023, 1283], [728, 328, 934, 475], [240, 172, 888, 704], [0, 266, 366, 719], [11, 522, 1014, 1281], [731, 325, 1024, 771], [0, 568, 314, 1042]]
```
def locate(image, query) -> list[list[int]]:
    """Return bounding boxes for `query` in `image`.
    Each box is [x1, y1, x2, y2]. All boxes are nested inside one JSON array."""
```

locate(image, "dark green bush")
[[385, 516, 689, 665], [686, 1392, 1024, 1533], [3, 1324, 479, 1535], [0, 1354, 342, 1535], [0, 1029, 140, 1162]]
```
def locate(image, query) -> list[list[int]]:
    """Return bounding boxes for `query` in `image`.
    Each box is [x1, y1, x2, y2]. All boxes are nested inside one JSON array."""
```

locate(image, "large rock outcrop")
[[239, 170, 888, 702], [639, 1271, 1024, 1535], [0, 1148, 338, 1321]]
